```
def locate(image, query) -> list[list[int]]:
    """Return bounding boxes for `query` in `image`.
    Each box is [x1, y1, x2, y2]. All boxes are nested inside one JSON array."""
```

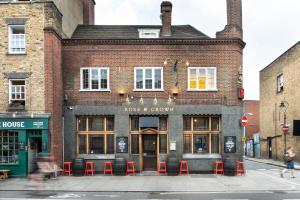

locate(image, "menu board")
[[116, 137, 128, 153], [224, 136, 236, 153]]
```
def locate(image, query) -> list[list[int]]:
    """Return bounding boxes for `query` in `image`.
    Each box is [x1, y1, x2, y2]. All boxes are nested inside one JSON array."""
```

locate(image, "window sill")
[[187, 89, 218, 92], [76, 154, 115, 160], [79, 89, 111, 92], [183, 153, 221, 159], [133, 89, 164, 92], [6, 52, 27, 56]]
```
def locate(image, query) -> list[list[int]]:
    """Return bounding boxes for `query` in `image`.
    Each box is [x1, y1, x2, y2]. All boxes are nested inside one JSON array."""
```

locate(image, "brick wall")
[[44, 31, 63, 165], [243, 100, 260, 139], [62, 41, 243, 107], [82, 0, 95, 25]]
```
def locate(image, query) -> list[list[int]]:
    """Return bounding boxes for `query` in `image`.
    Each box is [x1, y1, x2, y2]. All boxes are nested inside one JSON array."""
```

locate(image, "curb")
[[245, 157, 300, 170]]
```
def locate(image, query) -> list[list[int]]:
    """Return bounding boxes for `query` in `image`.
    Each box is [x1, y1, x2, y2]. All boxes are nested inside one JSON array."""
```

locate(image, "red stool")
[[214, 160, 224, 175], [63, 161, 72, 176], [85, 161, 95, 176], [104, 161, 113, 175], [157, 161, 167, 176], [179, 160, 189, 175], [126, 161, 136, 175], [236, 160, 245, 175]]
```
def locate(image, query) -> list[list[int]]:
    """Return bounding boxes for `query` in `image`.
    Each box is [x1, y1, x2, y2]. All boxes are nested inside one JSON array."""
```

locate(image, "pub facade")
[[63, 0, 245, 172]]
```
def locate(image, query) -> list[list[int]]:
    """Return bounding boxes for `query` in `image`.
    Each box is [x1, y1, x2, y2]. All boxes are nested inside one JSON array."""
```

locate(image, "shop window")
[[134, 67, 163, 91], [80, 67, 110, 91], [77, 116, 114, 154], [9, 80, 25, 108], [183, 116, 221, 154], [131, 134, 139, 154], [0, 131, 19, 164], [159, 117, 168, 131], [193, 134, 208, 153], [159, 134, 167, 154], [188, 67, 217, 91], [8, 25, 25, 54], [130, 116, 139, 131]]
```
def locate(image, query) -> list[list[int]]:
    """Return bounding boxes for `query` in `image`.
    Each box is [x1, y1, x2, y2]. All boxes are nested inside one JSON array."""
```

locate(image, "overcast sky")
[[94, 0, 300, 100]]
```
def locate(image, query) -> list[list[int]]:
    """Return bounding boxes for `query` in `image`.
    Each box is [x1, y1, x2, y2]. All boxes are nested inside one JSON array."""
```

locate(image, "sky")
[[94, 0, 300, 100]]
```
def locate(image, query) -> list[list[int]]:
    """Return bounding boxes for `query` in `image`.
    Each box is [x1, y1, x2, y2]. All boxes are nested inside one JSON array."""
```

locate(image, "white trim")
[[8, 79, 26, 104], [187, 67, 217, 91], [138, 29, 160, 38], [8, 25, 26, 54], [134, 67, 164, 91], [80, 67, 110, 91]]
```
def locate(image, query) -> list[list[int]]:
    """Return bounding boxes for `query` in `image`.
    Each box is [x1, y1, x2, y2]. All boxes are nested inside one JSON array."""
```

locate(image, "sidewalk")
[[245, 157, 300, 170], [0, 170, 300, 192]]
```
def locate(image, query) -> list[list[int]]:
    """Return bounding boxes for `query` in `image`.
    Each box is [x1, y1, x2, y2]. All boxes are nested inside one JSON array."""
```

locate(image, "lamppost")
[[279, 100, 289, 154]]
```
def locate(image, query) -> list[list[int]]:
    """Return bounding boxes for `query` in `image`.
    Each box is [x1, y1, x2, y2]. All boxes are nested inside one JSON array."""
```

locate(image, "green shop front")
[[0, 117, 49, 177]]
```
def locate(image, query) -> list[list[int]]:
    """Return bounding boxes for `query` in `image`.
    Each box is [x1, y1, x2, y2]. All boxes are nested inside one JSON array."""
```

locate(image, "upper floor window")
[[134, 67, 163, 91], [188, 67, 217, 91], [277, 74, 284, 93], [138, 29, 160, 38], [8, 25, 25, 54], [80, 67, 110, 91], [9, 80, 26, 107]]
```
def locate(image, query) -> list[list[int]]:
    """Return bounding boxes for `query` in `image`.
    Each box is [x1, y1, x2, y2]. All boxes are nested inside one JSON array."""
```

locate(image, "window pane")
[[106, 134, 114, 154], [183, 134, 192, 153], [78, 135, 86, 154], [211, 134, 219, 154], [106, 116, 114, 131], [88, 117, 104, 131], [183, 117, 192, 131], [159, 134, 167, 154], [0, 131, 19, 164], [91, 69, 99, 89], [193, 134, 208, 153], [193, 117, 209, 131], [207, 68, 215, 89], [88, 135, 104, 154], [198, 68, 206, 89], [130, 116, 139, 131], [211, 117, 220, 131], [189, 69, 197, 89], [131, 134, 139, 154], [78, 117, 87, 131], [136, 69, 143, 89], [145, 69, 152, 89], [159, 117, 168, 131], [154, 69, 161, 89], [100, 69, 108, 89], [82, 69, 89, 89]]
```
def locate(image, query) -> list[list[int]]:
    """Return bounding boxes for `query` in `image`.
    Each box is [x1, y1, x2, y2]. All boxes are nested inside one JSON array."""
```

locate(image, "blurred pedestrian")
[[281, 147, 296, 178]]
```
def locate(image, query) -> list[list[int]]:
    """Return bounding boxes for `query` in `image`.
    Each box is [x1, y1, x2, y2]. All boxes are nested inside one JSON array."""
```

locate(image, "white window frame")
[[8, 25, 26, 54], [277, 74, 284, 93], [80, 67, 110, 92], [187, 67, 217, 91], [138, 29, 160, 38], [134, 67, 164, 91], [9, 79, 26, 104]]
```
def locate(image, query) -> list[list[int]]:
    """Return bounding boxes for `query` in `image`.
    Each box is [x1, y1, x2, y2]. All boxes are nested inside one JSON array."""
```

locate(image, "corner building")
[[63, 0, 245, 173]]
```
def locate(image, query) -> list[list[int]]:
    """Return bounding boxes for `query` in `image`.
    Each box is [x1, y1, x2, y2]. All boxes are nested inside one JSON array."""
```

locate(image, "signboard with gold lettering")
[[124, 106, 174, 113]]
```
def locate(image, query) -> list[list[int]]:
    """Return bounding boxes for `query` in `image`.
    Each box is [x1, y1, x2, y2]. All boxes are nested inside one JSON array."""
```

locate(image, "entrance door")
[[142, 134, 157, 171], [28, 137, 42, 173]]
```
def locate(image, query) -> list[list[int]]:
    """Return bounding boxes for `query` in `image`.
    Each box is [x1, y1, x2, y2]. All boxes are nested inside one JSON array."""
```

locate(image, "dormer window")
[[138, 29, 160, 38]]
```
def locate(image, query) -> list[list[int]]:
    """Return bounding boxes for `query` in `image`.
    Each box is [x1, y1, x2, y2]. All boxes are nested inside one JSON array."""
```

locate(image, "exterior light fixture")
[[126, 94, 131, 105], [167, 94, 173, 105], [153, 95, 158, 106], [30, 112, 34, 118], [12, 112, 16, 118], [118, 88, 126, 96], [139, 95, 144, 105]]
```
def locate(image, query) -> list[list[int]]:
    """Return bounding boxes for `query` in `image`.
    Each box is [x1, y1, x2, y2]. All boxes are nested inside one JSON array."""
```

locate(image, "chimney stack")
[[83, 0, 95, 25], [217, 0, 243, 39], [160, 1, 172, 37]]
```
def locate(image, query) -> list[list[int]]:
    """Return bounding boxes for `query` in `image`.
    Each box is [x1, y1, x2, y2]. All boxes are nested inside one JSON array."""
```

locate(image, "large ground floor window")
[[0, 131, 19, 164], [183, 116, 221, 154], [77, 116, 114, 154]]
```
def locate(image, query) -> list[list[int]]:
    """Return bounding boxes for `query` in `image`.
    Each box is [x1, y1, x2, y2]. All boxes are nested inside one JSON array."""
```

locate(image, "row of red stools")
[[214, 160, 245, 175], [157, 160, 189, 175], [62, 161, 137, 176]]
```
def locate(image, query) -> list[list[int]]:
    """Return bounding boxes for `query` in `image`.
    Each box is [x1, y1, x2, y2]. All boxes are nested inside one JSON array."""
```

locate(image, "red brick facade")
[[62, 40, 244, 107], [243, 100, 260, 139], [82, 0, 95, 25], [44, 31, 63, 165]]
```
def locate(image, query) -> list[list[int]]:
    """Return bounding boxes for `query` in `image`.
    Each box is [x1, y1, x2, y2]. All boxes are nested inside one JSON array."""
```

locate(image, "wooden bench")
[[0, 170, 10, 180]]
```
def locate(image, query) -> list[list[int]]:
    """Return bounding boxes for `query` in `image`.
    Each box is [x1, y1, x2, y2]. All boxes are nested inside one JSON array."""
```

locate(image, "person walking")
[[281, 147, 296, 178]]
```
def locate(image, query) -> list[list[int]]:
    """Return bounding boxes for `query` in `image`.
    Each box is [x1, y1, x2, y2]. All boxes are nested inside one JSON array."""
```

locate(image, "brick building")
[[260, 41, 300, 161], [0, 0, 95, 177], [63, 0, 245, 173]]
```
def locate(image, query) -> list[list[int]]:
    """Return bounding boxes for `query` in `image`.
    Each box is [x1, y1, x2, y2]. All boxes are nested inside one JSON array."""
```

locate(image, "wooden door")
[[142, 134, 157, 171]]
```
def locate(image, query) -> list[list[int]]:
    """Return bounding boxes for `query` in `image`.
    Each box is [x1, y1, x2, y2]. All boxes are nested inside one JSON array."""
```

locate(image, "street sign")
[[241, 115, 248, 127], [282, 125, 289, 134]]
